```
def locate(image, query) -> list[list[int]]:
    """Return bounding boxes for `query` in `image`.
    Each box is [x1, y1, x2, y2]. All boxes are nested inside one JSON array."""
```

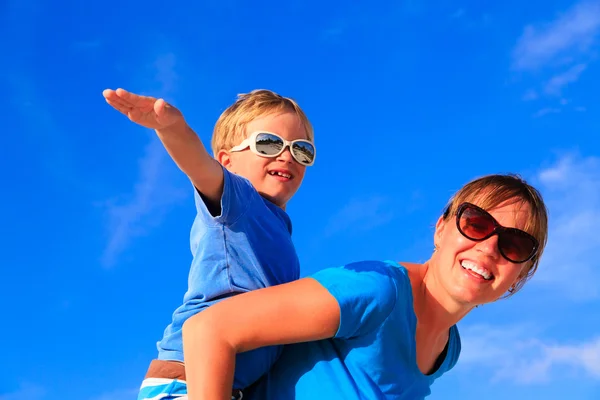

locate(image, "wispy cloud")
[[101, 139, 187, 268], [532, 107, 561, 118], [459, 324, 600, 383], [512, 1, 600, 106], [154, 53, 178, 93], [450, 8, 465, 19], [3, 70, 84, 190], [533, 153, 600, 300], [522, 89, 539, 101], [321, 18, 348, 42], [544, 63, 587, 95], [101, 51, 188, 268], [0, 383, 45, 400], [323, 195, 395, 237], [512, 1, 600, 71]]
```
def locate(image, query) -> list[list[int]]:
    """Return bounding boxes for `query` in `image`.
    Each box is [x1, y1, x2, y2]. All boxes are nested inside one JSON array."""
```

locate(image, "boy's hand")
[[103, 88, 184, 130]]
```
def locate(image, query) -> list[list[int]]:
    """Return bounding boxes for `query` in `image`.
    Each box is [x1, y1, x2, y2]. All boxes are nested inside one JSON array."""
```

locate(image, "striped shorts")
[[137, 378, 188, 400], [137, 378, 243, 400]]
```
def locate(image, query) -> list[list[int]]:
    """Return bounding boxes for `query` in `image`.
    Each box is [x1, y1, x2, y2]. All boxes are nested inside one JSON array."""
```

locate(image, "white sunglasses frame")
[[229, 131, 316, 166]]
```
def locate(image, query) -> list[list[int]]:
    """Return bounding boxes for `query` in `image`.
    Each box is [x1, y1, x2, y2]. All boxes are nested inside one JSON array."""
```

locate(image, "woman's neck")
[[401, 261, 472, 335]]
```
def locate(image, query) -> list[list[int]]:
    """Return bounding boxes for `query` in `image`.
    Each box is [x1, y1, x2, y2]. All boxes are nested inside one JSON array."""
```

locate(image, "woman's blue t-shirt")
[[246, 260, 461, 399]]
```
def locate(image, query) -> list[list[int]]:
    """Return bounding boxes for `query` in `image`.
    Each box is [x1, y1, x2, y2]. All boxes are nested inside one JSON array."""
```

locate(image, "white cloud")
[[450, 8, 465, 19], [512, 1, 600, 71], [154, 53, 178, 93], [522, 89, 539, 101], [459, 324, 600, 384], [101, 51, 188, 267], [544, 63, 587, 95], [513, 1, 600, 106], [0, 383, 45, 400], [323, 195, 395, 237], [532, 107, 560, 118], [101, 139, 187, 267], [321, 18, 348, 41], [3, 71, 83, 189], [533, 153, 600, 300]]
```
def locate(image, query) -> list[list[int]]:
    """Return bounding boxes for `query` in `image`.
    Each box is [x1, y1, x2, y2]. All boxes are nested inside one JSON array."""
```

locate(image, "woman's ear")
[[517, 262, 532, 281], [217, 150, 233, 170]]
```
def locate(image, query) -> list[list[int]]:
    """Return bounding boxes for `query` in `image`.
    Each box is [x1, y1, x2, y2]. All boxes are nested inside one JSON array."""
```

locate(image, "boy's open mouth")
[[268, 170, 293, 179]]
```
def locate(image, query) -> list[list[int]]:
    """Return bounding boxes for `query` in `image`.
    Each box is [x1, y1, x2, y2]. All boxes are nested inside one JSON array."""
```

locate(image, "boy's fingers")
[[115, 88, 155, 106], [102, 88, 116, 100], [106, 94, 133, 110], [105, 98, 132, 115], [103, 88, 135, 108]]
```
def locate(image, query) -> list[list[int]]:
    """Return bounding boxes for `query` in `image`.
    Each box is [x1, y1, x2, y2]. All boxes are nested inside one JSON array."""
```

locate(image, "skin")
[[406, 199, 531, 374], [182, 196, 534, 400], [218, 112, 308, 209], [102, 88, 309, 210]]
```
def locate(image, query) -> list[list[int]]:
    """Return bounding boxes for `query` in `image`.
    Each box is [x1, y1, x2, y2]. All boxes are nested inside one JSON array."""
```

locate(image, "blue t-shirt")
[[156, 168, 300, 389], [246, 260, 461, 400]]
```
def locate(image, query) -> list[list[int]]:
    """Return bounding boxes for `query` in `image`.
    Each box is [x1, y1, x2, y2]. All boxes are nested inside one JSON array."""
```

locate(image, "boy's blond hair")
[[211, 89, 314, 156]]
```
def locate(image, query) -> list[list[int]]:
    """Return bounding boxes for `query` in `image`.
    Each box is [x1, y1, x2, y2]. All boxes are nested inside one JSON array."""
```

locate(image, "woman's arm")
[[182, 277, 341, 400]]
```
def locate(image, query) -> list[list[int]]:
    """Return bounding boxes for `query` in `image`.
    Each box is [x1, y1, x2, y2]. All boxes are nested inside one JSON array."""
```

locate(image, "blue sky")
[[2, 0, 600, 399]]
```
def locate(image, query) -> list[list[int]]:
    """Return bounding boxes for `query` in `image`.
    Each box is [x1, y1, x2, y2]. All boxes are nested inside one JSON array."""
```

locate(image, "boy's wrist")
[[155, 118, 190, 137]]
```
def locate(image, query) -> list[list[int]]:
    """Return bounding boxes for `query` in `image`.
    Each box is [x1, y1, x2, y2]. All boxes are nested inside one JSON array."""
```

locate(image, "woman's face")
[[432, 198, 532, 306]]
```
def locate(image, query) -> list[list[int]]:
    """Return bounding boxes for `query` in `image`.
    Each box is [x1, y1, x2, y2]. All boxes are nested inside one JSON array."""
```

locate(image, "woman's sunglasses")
[[455, 202, 539, 264], [229, 131, 316, 166]]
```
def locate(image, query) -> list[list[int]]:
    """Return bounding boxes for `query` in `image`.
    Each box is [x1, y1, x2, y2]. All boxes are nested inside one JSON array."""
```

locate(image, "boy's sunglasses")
[[455, 202, 539, 264], [229, 131, 316, 166]]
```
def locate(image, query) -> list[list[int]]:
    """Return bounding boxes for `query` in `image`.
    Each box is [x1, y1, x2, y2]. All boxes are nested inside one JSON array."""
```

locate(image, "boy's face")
[[219, 111, 309, 209]]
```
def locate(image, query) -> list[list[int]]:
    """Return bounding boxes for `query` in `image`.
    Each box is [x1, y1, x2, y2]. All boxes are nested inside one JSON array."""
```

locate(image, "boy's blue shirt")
[[156, 167, 300, 389]]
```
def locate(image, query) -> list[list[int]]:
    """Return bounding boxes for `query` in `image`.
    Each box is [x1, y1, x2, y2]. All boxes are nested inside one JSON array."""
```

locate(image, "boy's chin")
[[261, 191, 291, 208]]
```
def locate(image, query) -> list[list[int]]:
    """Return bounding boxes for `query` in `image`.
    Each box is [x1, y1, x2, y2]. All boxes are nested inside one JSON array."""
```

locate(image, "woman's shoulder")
[[324, 260, 416, 298], [322, 260, 412, 285]]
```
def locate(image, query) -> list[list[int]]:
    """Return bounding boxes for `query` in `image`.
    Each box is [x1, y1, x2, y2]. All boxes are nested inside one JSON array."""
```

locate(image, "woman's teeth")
[[461, 260, 493, 280]]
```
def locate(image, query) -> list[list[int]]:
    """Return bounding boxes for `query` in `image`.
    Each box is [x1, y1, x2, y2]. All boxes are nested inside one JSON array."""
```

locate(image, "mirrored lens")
[[255, 133, 284, 156], [291, 141, 315, 165]]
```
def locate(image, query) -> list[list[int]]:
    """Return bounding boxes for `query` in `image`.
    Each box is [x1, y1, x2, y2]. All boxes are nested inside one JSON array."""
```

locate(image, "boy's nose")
[[277, 146, 294, 163]]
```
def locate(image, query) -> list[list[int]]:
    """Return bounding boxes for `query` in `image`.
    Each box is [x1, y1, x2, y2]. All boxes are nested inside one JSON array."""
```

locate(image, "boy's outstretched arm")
[[103, 88, 224, 205], [182, 278, 341, 400]]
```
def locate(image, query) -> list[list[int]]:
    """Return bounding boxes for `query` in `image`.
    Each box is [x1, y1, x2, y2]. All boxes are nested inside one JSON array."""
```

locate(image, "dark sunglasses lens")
[[459, 206, 495, 239], [499, 233, 535, 263], [255, 133, 284, 156], [291, 141, 315, 165]]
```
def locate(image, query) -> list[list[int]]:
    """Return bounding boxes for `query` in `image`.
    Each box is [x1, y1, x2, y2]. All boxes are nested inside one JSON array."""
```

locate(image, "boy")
[[102, 88, 316, 399]]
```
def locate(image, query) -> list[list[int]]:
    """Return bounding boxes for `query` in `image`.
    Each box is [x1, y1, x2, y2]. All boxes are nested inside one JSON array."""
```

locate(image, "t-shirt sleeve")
[[311, 261, 399, 339], [193, 166, 259, 226]]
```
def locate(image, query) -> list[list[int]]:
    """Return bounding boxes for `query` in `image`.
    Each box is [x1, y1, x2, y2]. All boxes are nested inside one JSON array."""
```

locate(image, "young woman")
[[182, 174, 548, 400]]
